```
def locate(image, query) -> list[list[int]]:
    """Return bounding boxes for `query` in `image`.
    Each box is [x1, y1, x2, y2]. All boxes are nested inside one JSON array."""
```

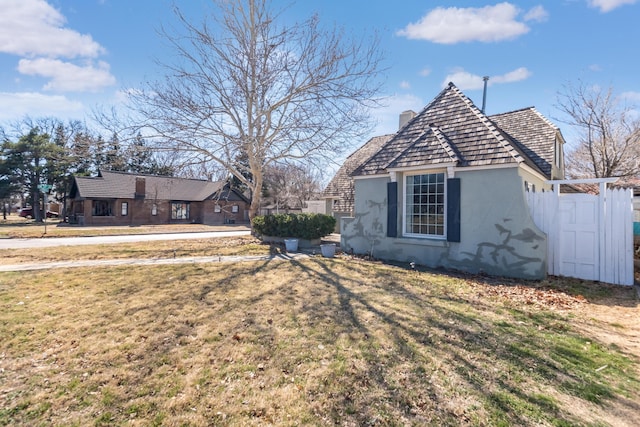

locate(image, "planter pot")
[[320, 243, 336, 258], [284, 238, 299, 252], [260, 235, 320, 248]]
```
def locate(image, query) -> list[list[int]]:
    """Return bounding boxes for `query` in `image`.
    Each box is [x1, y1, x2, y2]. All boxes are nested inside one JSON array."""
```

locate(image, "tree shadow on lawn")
[[32, 256, 637, 425], [278, 257, 640, 425]]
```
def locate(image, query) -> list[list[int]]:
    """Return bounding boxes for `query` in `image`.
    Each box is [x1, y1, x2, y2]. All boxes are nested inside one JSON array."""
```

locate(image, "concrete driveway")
[[0, 230, 251, 250]]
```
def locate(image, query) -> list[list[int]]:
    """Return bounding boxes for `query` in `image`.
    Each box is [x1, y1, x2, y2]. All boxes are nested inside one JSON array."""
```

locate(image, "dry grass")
[[0, 236, 266, 265], [0, 242, 639, 426], [0, 220, 248, 239]]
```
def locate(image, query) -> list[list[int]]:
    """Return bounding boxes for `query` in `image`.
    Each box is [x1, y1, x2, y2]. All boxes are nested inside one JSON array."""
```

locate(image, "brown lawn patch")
[[0, 236, 265, 266], [0, 248, 638, 426]]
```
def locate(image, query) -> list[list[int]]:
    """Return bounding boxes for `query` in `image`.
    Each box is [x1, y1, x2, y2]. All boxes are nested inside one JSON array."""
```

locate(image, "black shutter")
[[387, 181, 398, 237], [447, 178, 461, 242]]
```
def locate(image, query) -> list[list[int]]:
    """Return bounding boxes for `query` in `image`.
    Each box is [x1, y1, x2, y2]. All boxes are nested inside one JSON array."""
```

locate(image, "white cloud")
[[442, 67, 532, 90], [0, 92, 84, 121], [588, 0, 637, 13], [442, 70, 486, 90], [396, 3, 547, 44], [0, 0, 113, 97], [620, 91, 640, 103], [588, 64, 603, 72], [419, 67, 432, 77], [524, 5, 549, 22], [0, 0, 105, 58], [399, 81, 411, 89], [491, 67, 532, 84], [17, 58, 116, 92]]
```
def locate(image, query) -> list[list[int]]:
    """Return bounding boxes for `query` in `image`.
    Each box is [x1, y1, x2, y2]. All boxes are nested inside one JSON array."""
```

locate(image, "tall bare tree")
[[119, 0, 383, 220], [263, 162, 322, 211], [557, 82, 640, 179]]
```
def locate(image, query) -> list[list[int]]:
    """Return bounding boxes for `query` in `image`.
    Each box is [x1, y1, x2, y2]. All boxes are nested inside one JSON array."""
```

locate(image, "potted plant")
[[320, 243, 336, 258]]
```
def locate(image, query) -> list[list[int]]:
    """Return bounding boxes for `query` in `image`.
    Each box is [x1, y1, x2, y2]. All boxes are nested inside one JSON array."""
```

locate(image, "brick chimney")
[[135, 177, 146, 199]]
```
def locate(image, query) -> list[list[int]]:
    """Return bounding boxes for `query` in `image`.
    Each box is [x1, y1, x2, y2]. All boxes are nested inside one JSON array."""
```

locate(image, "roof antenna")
[[481, 76, 489, 114]]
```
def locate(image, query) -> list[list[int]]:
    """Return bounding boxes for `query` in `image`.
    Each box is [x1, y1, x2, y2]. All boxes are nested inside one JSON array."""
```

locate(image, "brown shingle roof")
[[74, 171, 225, 201], [354, 83, 553, 177], [489, 107, 559, 178], [322, 134, 393, 213]]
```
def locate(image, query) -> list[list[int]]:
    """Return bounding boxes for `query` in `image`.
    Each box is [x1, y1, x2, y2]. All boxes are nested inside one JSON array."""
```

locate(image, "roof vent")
[[481, 76, 489, 114]]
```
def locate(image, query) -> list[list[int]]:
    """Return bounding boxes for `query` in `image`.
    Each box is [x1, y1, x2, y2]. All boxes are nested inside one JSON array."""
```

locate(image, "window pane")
[[171, 202, 190, 220], [405, 173, 445, 236]]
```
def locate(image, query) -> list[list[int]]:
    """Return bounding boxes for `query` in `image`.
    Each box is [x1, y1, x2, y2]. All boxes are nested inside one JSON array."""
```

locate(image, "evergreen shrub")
[[252, 213, 336, 240]]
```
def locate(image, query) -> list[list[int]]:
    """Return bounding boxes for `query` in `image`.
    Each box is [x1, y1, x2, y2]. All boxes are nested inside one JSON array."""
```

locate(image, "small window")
[[231, 205, 239, 213], [121, 202, 128, 216], [214, 204, 221, 213], [151, 204, 157, 216]]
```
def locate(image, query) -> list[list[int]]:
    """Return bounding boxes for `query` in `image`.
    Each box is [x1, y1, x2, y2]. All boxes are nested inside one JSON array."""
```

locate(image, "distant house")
[[341, 82, 566, 280], [68, 170, 250, 226]]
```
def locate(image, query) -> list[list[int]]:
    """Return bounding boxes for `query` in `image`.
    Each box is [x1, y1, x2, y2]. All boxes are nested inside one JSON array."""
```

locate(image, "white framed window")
[[151, 203, 157, 216], [403, 171, 446, 238], [231, 205, 239, 213], [214, 204, 221, 213], [121, 202, 128, 216]]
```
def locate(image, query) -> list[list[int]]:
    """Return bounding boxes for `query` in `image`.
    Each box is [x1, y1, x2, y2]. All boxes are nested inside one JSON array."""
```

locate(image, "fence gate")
[[526, 180, 634, 286]]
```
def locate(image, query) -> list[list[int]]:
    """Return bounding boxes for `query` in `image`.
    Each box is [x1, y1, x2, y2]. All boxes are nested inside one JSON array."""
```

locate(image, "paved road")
[[0, 230, 251, 250]]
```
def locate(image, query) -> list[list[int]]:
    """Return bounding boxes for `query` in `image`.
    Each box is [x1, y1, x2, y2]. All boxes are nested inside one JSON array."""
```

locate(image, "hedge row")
[[252, 213, 336, 240]]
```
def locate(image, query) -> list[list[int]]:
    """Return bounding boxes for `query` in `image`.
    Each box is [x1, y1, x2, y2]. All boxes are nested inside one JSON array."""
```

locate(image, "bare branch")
[[556, 81, 640, 180], [113, 0, 383, 219]]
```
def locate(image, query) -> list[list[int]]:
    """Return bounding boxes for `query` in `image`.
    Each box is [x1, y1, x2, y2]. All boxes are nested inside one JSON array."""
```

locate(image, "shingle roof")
[[322, 134, 393, 213], [489, 107, 558, 178], [74, 171, 226, 201], [354, 83, 553, 177]]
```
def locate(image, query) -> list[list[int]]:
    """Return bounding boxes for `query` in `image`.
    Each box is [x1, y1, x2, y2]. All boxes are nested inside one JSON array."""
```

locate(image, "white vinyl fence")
[[526, 179, 634, 286]]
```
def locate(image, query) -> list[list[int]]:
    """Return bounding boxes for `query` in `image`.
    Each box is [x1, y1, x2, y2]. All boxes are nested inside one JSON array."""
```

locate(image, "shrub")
[[252, 213, 336, 240]]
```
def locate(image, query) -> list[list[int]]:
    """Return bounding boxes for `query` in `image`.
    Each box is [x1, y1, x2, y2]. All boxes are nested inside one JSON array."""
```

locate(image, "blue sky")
[[1, 0, 639, 149]]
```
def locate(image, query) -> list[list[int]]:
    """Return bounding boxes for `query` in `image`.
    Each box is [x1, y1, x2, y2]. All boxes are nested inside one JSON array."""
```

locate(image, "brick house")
[[68, 170, 250, 226]]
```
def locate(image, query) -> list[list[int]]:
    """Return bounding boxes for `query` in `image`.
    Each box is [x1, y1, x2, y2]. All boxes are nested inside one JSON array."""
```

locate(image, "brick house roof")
[[72, 170, 229, 201], [321, 134, 393, 213], [354, 83, 557, 178]]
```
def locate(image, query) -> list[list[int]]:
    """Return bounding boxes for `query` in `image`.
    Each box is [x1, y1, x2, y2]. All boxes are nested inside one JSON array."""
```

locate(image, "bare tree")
[[557, 82, 640, 179], [263, 162, 322, 211], [118, 0, 383, 220]]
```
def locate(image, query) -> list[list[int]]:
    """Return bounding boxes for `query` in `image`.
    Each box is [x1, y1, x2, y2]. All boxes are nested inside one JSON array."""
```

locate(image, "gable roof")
[[489, 107, 559, 178], [354, 83, 556, 178], [322, 134, 393, 212], [72, 170, 228, 201]]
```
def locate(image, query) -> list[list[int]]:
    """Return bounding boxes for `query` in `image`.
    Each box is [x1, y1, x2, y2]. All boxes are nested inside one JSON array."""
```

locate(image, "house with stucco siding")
[[341, 82, 566, 280]]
